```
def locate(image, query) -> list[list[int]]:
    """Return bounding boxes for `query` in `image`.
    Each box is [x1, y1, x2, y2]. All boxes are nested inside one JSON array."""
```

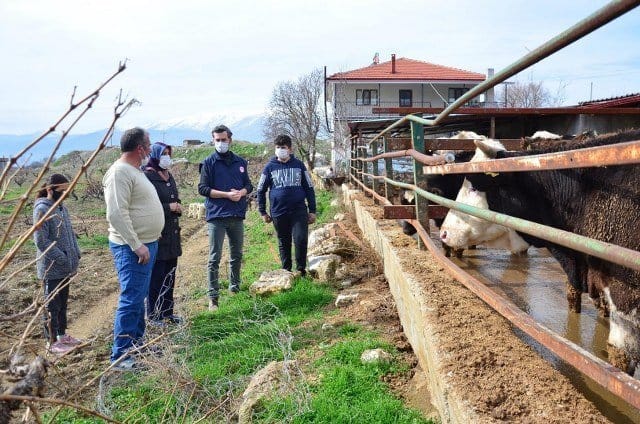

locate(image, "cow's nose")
[[440, 230, 447, 241]]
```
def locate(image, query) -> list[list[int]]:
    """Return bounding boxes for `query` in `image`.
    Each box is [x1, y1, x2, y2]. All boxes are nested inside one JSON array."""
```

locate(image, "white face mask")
[[215, 141, 230, 154], [159, 155, 173, 169], [140, 154, 150, 167], [275, 147, 290, 160]]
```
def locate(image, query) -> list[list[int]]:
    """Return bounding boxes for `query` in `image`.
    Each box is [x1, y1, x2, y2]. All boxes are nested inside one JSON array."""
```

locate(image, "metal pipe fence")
[[345, 0, 640, 409]]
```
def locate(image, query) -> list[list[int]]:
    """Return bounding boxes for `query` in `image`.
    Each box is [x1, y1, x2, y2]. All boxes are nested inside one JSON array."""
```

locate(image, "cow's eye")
[[469, 187, 477, 192]]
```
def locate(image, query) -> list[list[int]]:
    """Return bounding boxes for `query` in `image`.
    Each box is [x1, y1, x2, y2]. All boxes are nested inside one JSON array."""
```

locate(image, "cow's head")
[[439, 139, 529, 254]]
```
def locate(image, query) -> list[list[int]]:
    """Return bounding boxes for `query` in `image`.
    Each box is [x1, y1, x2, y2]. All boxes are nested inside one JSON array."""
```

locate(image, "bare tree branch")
[[264, 68, 327, 170]]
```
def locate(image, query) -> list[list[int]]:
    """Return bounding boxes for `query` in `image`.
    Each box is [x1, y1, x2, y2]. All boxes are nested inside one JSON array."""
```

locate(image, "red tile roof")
[[578, 93, 640, 108], [327, 57, 485, 82]]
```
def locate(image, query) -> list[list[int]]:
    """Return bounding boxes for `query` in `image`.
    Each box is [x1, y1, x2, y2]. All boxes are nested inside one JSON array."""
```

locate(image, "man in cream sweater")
[[103, 127, 164, 370]]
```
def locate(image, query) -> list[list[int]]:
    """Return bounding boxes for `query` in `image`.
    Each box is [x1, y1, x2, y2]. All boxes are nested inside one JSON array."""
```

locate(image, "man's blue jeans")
[[109, 241, 158, 362], [207, 218, 244, 300]]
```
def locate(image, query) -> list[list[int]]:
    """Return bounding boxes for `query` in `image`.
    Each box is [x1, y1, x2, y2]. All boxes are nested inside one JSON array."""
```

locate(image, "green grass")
[[77, 234, 108, 249], [95, 187, 431, 423], [314, 189, 341, 225], [255, 327, 431, 424]]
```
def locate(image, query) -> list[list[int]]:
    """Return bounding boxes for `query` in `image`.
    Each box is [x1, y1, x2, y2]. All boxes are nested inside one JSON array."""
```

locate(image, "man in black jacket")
[[198, 125, 253, 311], [257, 135, 316, 276]]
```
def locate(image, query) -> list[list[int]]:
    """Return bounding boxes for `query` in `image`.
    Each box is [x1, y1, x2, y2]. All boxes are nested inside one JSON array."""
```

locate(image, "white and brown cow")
[[438, 133, 529, 255], [439, 129, 640, 375]]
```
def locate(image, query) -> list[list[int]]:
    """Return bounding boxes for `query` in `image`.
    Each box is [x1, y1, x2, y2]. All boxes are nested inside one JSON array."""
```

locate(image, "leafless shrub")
[[0, 61, 136, 422]]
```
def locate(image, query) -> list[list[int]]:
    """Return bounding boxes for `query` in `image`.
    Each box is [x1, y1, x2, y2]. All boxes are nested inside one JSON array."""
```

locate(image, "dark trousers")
[[43, 277, 70, 343], [207, 218, 244, 300], [272, 210, 309, 272], [147, 258, 177, 321]]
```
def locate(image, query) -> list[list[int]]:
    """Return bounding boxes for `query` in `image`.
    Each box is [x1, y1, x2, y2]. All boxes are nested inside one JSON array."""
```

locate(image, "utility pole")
[[502, 81, 515, 107]]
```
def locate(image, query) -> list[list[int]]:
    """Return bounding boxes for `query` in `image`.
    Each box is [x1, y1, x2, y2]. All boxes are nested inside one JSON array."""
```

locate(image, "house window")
[[399, 90, 412, 107], [356, 89, 379, 106], [448, 87, 469, 103]]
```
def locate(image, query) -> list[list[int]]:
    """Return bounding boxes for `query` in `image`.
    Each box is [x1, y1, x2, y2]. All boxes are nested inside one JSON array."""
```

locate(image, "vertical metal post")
[[411, 121, 429, 249], [384, 137, 394, 202], [357, 131, 364, 187], [349, 135, 355, 184], [371, 139, 380, 204]]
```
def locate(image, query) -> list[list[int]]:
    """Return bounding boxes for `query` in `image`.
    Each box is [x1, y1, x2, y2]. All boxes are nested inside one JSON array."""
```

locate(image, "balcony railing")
[[334, 100, 489, 120]]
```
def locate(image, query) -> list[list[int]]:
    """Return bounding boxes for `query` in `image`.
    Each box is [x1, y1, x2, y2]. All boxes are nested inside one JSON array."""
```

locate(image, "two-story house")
[[326, 54, 493, 170], [327, 54, 491, 123]]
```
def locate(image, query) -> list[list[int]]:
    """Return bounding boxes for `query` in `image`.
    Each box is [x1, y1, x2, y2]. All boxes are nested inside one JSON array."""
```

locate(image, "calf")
[[439, 129, 640, 375]]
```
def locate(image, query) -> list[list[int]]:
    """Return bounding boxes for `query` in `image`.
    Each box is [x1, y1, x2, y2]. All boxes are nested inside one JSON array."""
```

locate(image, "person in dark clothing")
[[144, 142, 183, 325], [198, 125, 253, 311], [257, 134, 316, 276], [33, 174, 83, 355]]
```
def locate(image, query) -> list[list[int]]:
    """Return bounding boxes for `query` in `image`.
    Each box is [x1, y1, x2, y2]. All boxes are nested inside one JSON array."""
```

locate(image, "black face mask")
[[51, 190, 64, 202]]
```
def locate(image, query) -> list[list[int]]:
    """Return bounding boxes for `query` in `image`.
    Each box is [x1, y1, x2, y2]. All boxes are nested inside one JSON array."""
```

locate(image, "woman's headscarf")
[[146, 142, 172, 171]]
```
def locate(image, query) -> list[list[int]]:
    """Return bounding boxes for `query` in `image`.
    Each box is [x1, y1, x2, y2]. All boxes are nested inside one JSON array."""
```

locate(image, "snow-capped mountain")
[[145, 112, 267, 144], [0, 113, 267, 160]]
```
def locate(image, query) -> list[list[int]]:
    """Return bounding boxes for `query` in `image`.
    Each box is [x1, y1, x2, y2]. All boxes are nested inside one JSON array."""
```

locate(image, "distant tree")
[[264, 68, 326, 170], [498, 78, 565, 108]]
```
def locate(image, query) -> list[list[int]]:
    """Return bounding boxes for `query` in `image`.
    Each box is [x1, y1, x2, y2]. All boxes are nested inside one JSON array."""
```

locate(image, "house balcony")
[[334, 100, 492, 121]]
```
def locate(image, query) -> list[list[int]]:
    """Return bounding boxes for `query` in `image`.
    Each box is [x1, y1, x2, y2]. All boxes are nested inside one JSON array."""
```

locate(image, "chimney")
[[391, 54, 396, 74], [486, 68, 495, 106]]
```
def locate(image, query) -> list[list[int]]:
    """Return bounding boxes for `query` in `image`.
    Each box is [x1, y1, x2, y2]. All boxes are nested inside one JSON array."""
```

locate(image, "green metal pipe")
[[433, 0, 640, 125]]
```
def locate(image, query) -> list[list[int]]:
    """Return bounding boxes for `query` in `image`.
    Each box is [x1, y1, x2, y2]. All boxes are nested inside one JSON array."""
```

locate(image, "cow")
[[433, 132, 529, 256], [438, 128, 640, 375]]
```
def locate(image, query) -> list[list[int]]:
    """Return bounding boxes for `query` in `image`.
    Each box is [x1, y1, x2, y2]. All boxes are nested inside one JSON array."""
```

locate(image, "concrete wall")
[[342, 187, 478, 423]]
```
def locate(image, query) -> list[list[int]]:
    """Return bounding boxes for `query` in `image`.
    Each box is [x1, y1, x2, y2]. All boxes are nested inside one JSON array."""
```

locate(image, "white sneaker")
[[111, 357, 144, 371]]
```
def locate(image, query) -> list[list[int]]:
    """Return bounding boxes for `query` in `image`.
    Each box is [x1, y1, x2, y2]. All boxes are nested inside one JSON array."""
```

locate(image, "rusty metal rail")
[[411, 219, 640, 410], [423, 140, 640, 174], [350, 177, 640, 409]]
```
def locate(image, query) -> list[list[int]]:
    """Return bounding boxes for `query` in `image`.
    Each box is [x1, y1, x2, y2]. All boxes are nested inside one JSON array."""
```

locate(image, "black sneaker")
[[166, 315, 184, 325], [208, 298, 219, 311]]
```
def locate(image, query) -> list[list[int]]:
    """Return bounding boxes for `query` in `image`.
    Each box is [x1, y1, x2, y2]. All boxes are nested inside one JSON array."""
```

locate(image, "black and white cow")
[[439, 129, 640, 375]]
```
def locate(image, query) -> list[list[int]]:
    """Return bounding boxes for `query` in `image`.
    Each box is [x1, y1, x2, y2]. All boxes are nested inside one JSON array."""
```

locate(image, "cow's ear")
[[475, 138, 507, 158]]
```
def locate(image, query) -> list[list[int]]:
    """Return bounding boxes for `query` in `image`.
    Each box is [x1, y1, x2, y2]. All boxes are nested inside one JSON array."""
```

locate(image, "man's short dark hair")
[[274, 134, 292, 148], [212, 124, 232, 138], [120, 127, 148, 152]]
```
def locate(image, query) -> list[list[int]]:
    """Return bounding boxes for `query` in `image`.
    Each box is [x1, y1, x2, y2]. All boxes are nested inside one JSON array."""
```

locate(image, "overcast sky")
[[1, 0, 639, 135]]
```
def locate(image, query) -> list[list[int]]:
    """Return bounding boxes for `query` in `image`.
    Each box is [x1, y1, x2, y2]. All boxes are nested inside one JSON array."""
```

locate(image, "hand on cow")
[[262, 214, 272, 224], [308, 213, 316, 224], [134, 244, 151, 265]]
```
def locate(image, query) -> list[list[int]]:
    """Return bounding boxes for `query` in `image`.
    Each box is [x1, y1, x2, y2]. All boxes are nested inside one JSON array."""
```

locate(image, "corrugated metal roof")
[[578, 92, 640, 108], [327, 57, 485, 82]]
